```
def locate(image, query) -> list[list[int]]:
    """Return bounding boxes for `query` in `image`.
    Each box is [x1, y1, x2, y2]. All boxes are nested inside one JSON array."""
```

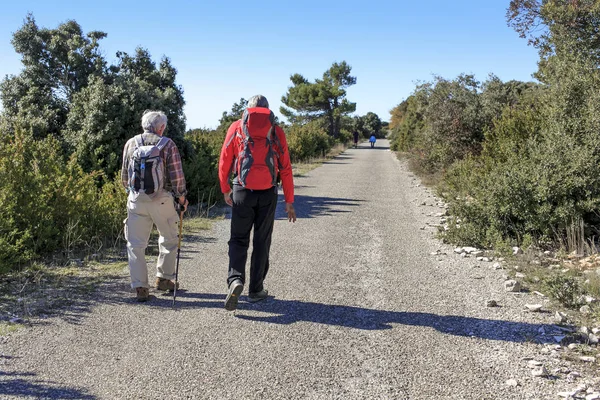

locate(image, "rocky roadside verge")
[[408, 170, 600, 399]]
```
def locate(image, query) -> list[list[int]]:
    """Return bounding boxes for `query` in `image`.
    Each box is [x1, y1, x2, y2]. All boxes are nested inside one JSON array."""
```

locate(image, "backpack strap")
[[133, 134, 144, 149], [155, 136, 169, 151]]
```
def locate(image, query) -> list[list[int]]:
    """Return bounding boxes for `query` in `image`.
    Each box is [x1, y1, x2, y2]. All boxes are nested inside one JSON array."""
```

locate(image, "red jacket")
[[219, 119, 294, 204]]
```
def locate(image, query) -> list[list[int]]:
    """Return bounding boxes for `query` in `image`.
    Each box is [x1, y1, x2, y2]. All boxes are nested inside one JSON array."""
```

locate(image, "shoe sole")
[[224, 282, 243, 311]]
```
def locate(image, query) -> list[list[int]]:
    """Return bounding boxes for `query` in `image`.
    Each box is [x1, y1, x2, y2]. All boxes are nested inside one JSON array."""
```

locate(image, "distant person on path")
[[218, 95, 296, 311], [353, 131, 359, 148], [121, 110, 188, 302], [369, 134, 376, 148]]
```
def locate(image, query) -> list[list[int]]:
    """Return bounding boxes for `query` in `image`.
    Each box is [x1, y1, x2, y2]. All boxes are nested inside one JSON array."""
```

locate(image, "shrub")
[[0, 130, 126, 272], [184, 128, 224, 203], [542, 274, 582, 308], [285, 122, 332, 162]]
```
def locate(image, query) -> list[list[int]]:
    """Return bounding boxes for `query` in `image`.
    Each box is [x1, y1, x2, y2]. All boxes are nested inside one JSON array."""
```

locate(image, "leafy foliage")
[[281, 61, 356, 137], [0, 130, 126, 272]]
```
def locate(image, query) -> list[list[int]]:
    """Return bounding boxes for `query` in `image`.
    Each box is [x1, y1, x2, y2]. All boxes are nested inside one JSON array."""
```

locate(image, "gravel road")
[[0, 140, 577, 399]]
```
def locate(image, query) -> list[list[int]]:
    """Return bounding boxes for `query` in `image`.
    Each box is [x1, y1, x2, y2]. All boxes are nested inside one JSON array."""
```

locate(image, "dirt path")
[[0, 140, 584, 399]]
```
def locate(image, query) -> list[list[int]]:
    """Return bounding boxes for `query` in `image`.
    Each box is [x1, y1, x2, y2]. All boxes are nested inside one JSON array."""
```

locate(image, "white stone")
[[472, 250, 484, 256], [492, 262, 502, 270], [580, 305, 592, 314], [558, 391, 578, 398], [463, 247, 478, 254], [477, 257, 484, 261], [584, 296, 597, 304], [533, 291, 545, 297], [527, 360, 543, 368], [516, 272, 526, 278], [567, 371, 580, 381], [505, 379, 518, 387], [586, 393, 600, 400], [531, 366, 548, 377], [505, 280, 521, 292], [513, 246, 523, 255], [525, 304, 543, 312], [454, 247, 464, 254], [460, 252, 467, 258], [579, 356, 596, 363], [555, 311, 568, 324], [592, 328, 600, 335], [588, 334, 599, 345], [568, 343, 578, 350], [482, 257, 492, 262]]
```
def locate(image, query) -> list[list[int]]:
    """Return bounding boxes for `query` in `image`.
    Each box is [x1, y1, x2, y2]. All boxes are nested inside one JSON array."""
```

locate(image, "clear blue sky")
[[0, 0, 539, 130]]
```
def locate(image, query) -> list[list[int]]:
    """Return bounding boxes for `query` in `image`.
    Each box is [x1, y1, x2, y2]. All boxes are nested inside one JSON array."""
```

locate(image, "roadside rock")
[[525, 304, 543, 312], [555, 312, 568, 324], [513, 246, 523, 255], [505, 379, 519, 387], [531, 366, 548, 377], [580, 305, 592, 314], [486, 300, 498, 307], [504, 280, 521, 292]]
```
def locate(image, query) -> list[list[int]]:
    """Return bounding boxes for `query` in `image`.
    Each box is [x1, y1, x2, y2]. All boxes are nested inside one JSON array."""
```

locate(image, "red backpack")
[[234, 107, 282, 190]]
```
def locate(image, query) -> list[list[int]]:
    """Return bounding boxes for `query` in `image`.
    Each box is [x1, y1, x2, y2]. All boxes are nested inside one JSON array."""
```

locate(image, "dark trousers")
[[228, 185, 278, 294]]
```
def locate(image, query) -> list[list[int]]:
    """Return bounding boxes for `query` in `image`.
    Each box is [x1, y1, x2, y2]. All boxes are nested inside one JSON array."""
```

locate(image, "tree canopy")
[[280, 61, 356, 137]]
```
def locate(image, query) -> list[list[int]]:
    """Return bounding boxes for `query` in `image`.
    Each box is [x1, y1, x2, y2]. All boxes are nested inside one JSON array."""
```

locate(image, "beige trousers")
[[124, 190, 180, 288]]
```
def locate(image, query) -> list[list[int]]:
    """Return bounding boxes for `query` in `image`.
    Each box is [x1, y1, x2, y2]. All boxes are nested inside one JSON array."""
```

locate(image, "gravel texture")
[[0, 140, 588, 399]]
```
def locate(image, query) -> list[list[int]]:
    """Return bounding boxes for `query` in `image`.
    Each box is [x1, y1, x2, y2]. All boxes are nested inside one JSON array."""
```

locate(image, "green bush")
[[542, 274, 582, 309], [285, 122, 332, 162], [184, 128, 224, 203], [0, 130, 126, 272]]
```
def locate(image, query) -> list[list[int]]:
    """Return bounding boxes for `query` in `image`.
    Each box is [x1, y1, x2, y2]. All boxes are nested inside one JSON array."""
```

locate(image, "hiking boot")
[[136, 287, 149, 302], [248, 289, 268, 303], [224, 279, 243, 311], [155, 277, 179, 292]]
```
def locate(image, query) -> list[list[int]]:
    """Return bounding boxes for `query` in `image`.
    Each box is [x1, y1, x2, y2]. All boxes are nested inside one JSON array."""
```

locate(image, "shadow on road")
[[150, 293, 561, 344], [0, 371, 96, 399], [275, 194, 364, 220], [355, 146, 390, 150]]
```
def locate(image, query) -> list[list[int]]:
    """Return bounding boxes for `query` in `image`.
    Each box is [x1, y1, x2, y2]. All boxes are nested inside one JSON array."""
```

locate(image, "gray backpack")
[[127, 135, 169, 198]]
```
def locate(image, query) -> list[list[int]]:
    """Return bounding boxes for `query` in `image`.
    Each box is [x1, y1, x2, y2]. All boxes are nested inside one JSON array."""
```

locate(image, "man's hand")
[[285, 203, 296, 223], [176, 196, 188, 213], [224, 191, 233, 206]]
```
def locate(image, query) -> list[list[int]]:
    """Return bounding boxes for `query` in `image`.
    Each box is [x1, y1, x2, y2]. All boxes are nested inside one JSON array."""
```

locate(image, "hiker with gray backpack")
[[121, 110, 188, 302]]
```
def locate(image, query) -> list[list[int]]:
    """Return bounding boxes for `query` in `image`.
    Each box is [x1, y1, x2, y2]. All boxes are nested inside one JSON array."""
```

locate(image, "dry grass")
[[0, 322, 21, 335], [292, 143, 348, 177], [182, 216, 214, 234], [400, 152, 444, 187], [0, 260, 128, 330]]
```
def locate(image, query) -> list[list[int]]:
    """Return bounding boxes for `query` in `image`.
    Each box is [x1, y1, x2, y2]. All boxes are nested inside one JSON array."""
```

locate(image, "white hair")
[[247, 95, 269, 109], [141, 110, 168, 133]]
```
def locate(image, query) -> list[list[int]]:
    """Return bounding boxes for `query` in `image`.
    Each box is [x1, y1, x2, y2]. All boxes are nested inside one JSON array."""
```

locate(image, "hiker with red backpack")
[[218, 95, 296, 311], [121, 110, 188, 302]]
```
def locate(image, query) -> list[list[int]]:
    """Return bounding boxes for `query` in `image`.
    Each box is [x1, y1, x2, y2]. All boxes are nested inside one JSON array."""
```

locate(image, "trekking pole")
[[173, 204, 184, 307]]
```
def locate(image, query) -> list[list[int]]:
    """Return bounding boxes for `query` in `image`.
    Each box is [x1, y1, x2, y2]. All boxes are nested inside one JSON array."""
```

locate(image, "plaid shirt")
[[121, 132, 187, 198]]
